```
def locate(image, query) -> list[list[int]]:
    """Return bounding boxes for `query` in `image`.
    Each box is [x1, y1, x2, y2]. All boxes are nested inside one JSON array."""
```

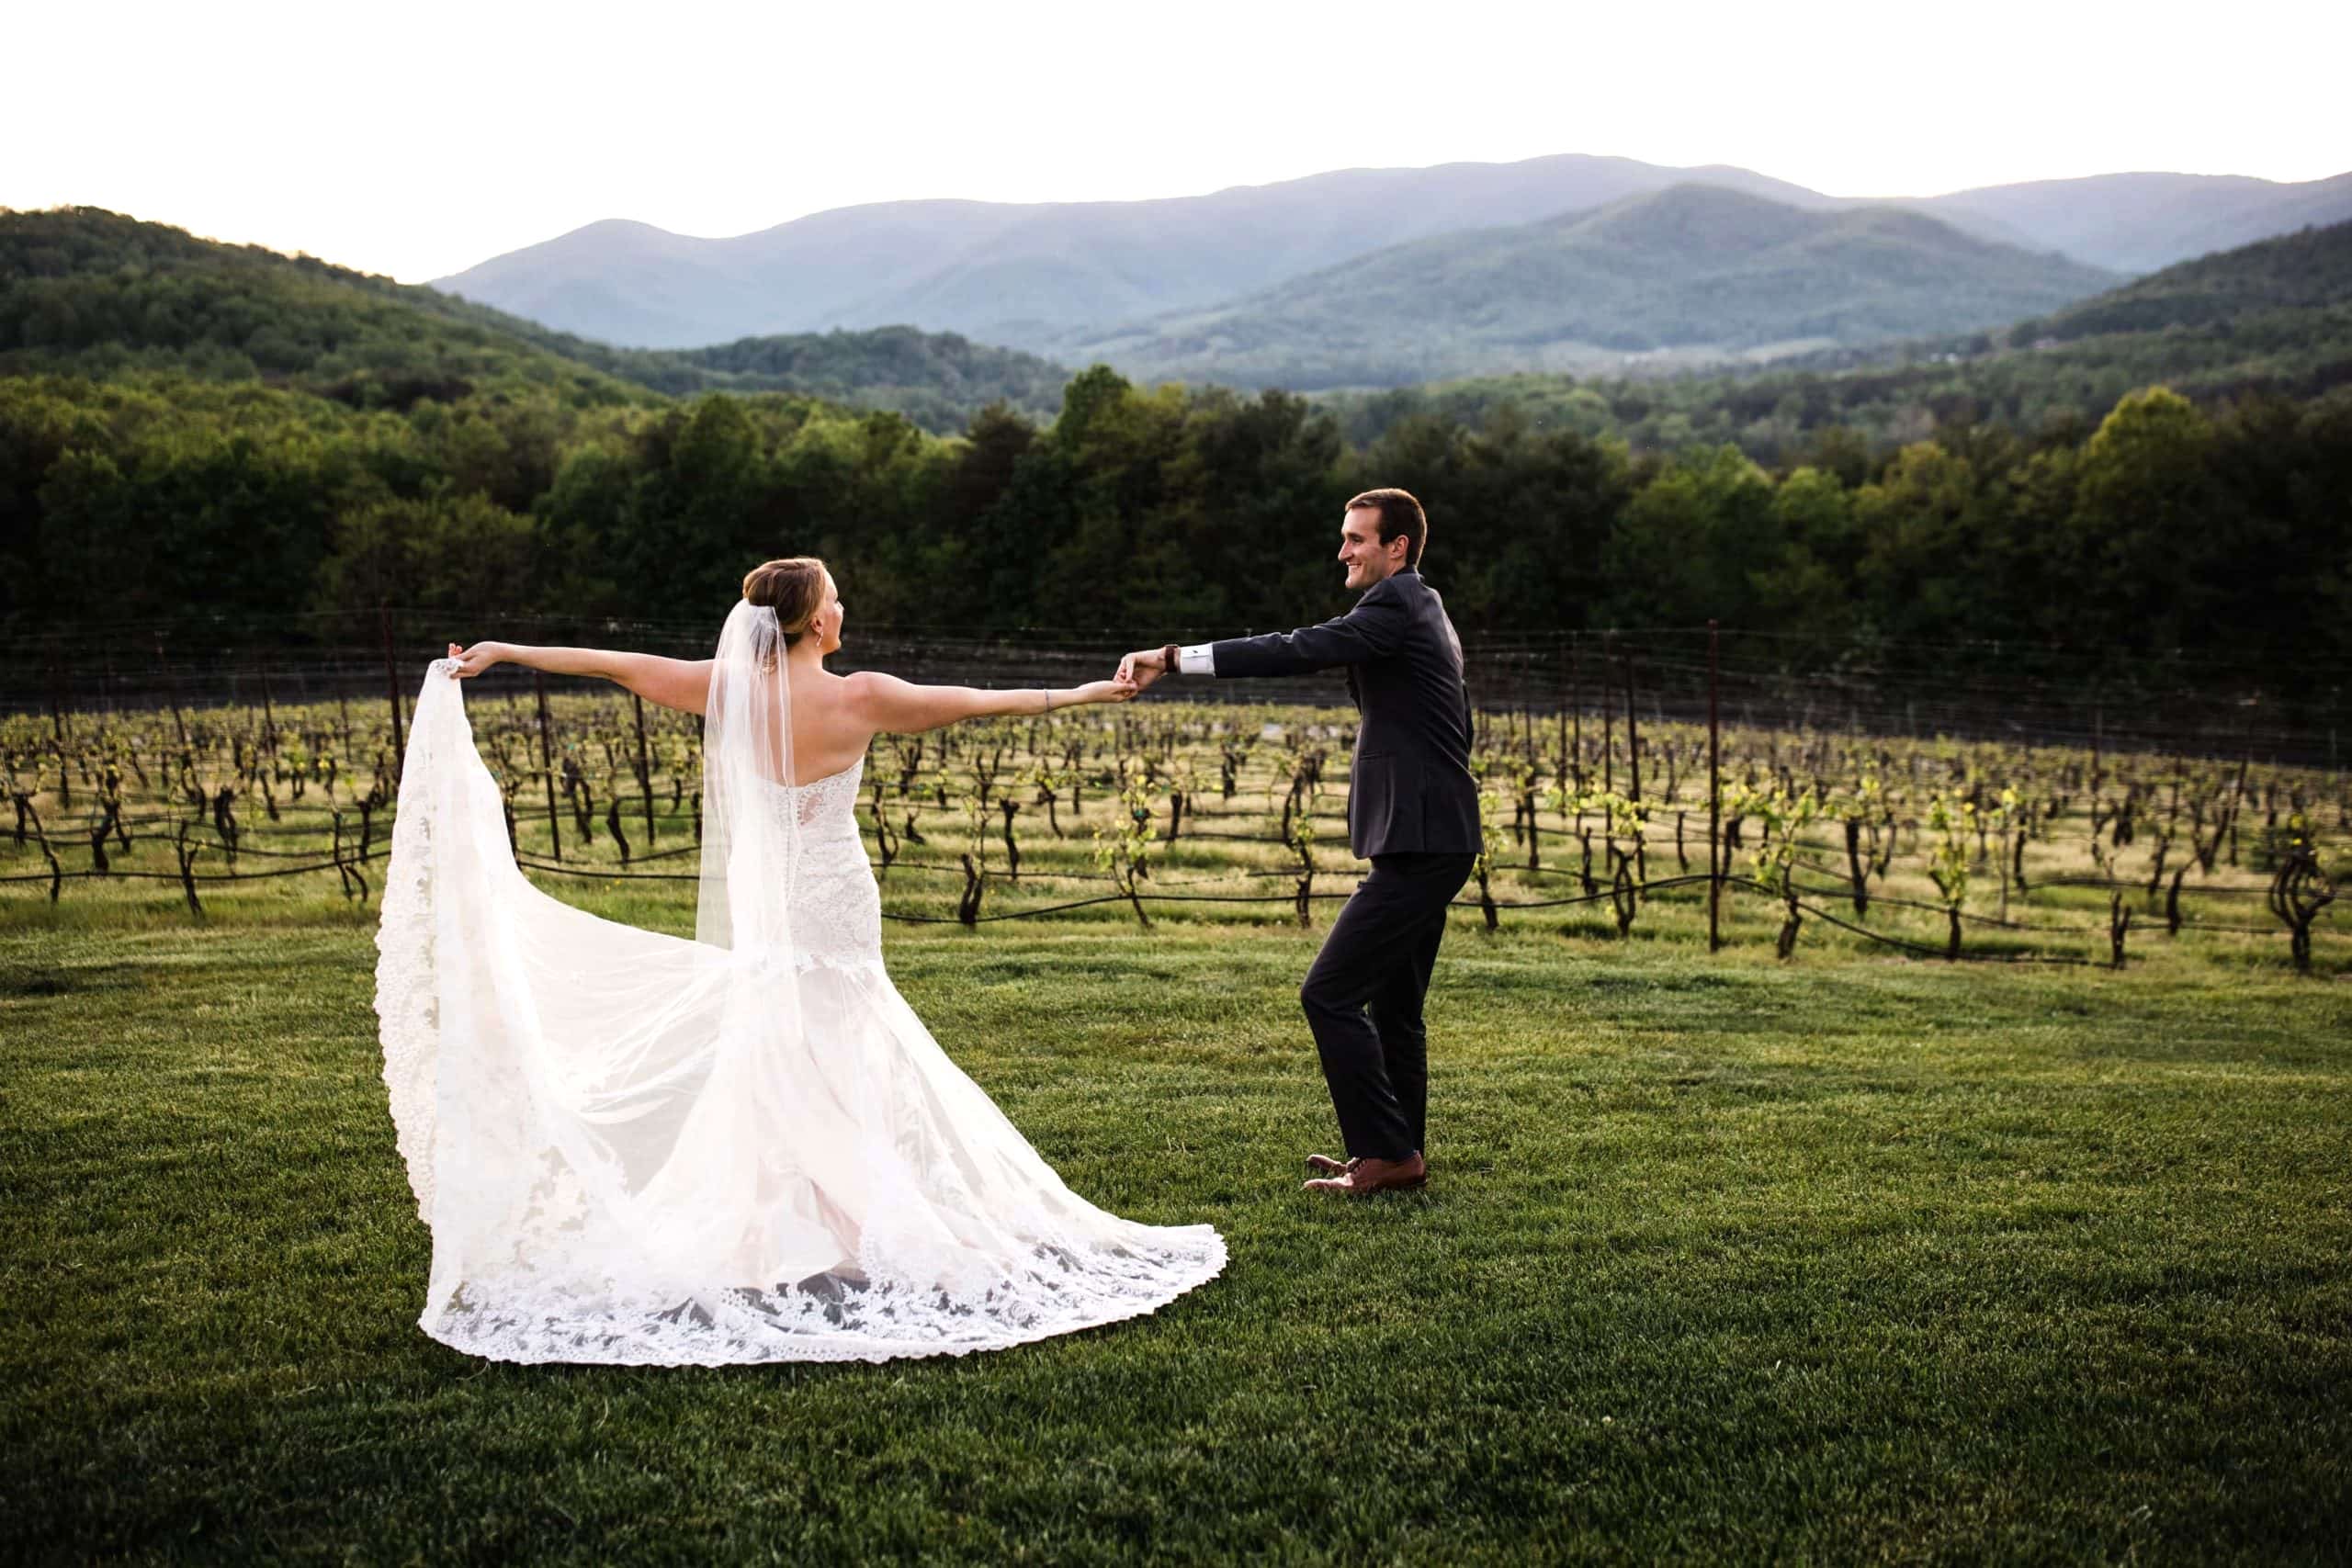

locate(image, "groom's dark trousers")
[[1302, 851, 1474, 1157], [1199, 568, 1482, 1162]]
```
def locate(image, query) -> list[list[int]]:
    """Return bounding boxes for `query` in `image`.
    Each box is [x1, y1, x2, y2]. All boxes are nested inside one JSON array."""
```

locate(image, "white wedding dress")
[[374, 604, 1224, 1365]]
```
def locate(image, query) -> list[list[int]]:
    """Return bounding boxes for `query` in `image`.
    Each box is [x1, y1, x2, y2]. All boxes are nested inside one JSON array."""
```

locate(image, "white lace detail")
[[373, 661, 1224, 1365], [374, 667, 448, 1223], [762, 760, 883, 970]]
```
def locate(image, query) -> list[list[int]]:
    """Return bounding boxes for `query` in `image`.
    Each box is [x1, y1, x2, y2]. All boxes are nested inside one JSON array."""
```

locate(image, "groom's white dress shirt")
[[1177, 644, 1216, 675]]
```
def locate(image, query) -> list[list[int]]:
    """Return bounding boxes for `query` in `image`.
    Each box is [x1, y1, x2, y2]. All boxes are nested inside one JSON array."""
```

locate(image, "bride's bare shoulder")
[[835, 670, 910, 708], [800, 670, 907, 731], [791, 667, 865, 696], [834, 671, 963, 736]]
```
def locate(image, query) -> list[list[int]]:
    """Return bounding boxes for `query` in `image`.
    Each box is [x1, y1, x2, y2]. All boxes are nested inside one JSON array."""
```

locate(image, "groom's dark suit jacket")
[[1210, 569, 1480, 860]]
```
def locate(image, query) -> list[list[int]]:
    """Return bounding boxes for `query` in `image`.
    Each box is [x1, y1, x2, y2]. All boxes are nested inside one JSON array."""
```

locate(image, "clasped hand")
[[1114, 648, 1170, 691]]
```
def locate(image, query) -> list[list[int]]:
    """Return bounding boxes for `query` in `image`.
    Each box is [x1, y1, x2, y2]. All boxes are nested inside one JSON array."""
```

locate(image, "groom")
[[1119, 489, 1479, 1196]]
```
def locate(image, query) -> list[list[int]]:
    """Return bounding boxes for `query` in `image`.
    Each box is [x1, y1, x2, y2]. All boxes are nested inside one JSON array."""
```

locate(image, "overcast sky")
[[9, 0, 2346, 283]]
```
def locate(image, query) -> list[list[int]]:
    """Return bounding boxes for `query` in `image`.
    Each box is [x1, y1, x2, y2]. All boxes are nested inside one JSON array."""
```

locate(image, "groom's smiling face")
[[1338, 507, 1407, 592]]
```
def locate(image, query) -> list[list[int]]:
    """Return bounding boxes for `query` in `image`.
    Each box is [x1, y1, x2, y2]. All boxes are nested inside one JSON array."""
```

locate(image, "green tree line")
[[5, 206, 2348, 685], [5, 362, 2347, 681]]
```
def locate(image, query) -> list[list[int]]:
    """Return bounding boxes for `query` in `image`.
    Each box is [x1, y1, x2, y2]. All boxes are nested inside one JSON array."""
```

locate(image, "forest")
[[4, 208, 2350, 690]]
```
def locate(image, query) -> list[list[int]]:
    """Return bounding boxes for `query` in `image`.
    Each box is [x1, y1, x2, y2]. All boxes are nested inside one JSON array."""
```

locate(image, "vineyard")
[[8, 636, 2352, 1561], [6, 638, 2344, 974]]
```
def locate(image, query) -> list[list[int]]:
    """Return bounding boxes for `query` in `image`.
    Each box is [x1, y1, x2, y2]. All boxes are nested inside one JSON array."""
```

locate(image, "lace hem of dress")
[[375, 718, 441, 1223], [420, 1231, 1227, 1366]]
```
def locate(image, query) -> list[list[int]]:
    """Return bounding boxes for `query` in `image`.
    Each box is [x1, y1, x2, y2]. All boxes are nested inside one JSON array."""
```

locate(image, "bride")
[[377, 557, 1225, 1365]]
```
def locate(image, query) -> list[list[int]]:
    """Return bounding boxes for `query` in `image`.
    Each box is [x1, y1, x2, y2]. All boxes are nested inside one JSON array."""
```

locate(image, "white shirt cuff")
[[1178, 643, 1216, 676]]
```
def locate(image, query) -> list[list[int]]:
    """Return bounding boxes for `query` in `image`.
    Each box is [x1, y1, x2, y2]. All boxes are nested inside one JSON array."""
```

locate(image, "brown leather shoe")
[[1304, 1151, 1426, 1195], [1304, 1153, 1358, 1177]]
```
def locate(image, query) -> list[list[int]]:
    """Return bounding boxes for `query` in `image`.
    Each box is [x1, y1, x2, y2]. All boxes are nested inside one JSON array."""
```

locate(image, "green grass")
[[4, 883, 2348, 1563]]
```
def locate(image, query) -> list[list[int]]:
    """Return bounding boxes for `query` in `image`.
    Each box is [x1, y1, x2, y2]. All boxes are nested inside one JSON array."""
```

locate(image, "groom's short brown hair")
[[1346, 488, 1427, 568]]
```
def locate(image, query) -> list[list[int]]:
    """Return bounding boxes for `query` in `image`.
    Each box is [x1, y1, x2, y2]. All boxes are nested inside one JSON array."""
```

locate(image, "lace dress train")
[[375, 660, 1225, 1364]]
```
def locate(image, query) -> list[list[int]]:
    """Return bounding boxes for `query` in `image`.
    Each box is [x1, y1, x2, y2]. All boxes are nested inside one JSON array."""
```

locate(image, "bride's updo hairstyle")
[[741, 557, 829, 645]]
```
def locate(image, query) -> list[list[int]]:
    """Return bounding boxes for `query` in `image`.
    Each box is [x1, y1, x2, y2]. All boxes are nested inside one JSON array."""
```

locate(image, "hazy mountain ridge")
[[1922, 171, 2352, 275], [1317, 215, 2352, 457], [431, 154, 2352, 359], [431, 155, 1876, 349], [9, 202, 2346, 468], [1057, 186, 2118, 390]]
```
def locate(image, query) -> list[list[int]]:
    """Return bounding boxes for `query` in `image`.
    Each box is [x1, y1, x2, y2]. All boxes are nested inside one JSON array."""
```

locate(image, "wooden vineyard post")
[[1623, 646, 1641, 805], [1555, 633, 1568, 770], [1600, 634, 1615, 796], [534, 671, 563, 863], [379, 606, 404, 783], [1623, 644, 1645, 891], [1570, 633, 1583, 789], [631, 691, 657, 847], [1519, 649, 1535, 760], [1708, 621, 1722, 953]]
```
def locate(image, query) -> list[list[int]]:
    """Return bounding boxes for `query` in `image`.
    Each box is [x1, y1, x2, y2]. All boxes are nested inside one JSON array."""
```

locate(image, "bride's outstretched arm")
[[445, 641, 714, 714], [847, 672, 1135, 736]]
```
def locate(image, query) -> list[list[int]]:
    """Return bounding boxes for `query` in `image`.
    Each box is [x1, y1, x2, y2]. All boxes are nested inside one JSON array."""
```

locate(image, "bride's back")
[[784, 666, 872, 785]]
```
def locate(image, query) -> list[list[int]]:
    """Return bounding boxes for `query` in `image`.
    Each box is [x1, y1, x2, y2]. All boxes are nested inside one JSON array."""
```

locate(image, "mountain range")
[[1318, 216, 2352, 458], [431, 153, 2352, 378], [1056, 185, 2118, 389], [9, 203, 2347, 461]]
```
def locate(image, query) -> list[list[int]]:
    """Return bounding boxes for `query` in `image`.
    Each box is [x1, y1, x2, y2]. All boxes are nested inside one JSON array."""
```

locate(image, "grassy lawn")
[[4, 885, 2348, 1562]]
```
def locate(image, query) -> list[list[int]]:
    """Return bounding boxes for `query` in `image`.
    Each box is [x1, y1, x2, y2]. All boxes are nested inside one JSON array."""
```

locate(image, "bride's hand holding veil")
[[445, 640, 505, 677]]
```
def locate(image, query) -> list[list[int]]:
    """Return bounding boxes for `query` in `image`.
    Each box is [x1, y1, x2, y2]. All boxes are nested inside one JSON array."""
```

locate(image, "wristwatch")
[[1159, 643, 1181, 674]]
